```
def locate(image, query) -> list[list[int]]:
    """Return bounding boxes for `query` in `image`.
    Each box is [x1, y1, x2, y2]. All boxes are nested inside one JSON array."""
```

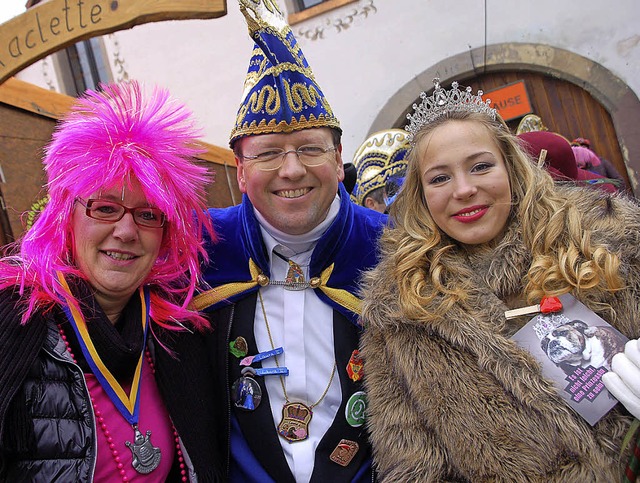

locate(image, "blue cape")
[[193, 184, 387, 325]]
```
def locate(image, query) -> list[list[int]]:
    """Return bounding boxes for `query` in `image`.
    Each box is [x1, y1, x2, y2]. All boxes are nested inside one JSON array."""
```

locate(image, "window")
[[288, 0, 358, 25], [55, 37, 112, 96], [296, 0, 325, 10]]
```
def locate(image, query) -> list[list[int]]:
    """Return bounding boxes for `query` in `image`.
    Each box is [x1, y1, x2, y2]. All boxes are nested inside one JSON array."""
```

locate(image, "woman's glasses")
[[76, 198, 166, 228]]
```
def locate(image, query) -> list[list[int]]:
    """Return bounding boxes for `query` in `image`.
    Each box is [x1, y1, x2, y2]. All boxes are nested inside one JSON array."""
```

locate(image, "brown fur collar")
[[360, 187, 640, 482]]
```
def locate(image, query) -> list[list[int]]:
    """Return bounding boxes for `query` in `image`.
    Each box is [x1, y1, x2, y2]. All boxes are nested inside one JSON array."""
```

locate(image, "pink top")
[[86, 358, 175, 481]]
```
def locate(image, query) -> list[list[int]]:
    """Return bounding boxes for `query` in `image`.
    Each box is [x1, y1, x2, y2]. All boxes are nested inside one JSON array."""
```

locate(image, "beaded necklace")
[[56, 272, 161, 475], [58, 325, 188, 482]]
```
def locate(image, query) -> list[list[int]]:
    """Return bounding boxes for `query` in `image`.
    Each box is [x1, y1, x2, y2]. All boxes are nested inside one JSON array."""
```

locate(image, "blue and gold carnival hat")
[[351, 129, 410, 206], [229, 0, 341, 147]]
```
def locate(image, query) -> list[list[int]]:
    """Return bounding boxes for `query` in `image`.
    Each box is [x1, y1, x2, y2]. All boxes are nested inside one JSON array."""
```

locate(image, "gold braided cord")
[[317, 264, 363, 315], [189, 259, 262, 311], [235, 76, 333, 128], [285, 80, 321, 113], [244, 59, 309, 87], [251, 84, 282, 115], [232, 113, 340, 140], [189, 260, 362, 316]]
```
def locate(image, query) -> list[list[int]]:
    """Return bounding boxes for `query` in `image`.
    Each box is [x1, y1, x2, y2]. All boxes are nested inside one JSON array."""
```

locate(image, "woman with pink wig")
[[0, 81, 214, 481]]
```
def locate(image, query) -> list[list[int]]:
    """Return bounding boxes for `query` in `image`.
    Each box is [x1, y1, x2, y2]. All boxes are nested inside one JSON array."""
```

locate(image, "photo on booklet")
[[511, 293, 628, 425]]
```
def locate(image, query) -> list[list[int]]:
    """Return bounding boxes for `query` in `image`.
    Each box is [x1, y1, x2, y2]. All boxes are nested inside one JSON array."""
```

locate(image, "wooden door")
[[469, 72, 630, 190]]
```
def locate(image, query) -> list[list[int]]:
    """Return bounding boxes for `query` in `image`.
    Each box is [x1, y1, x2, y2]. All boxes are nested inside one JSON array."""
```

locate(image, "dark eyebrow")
[[424, 151, 494, 175]]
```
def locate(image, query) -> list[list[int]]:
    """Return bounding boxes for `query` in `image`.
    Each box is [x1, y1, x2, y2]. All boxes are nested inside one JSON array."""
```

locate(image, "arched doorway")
[[371, 43, 640, 195], [476, 71, 629, 190]]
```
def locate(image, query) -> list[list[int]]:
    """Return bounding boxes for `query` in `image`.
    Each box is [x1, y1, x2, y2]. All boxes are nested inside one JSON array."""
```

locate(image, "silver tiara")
[[533, 313, 572, 340], [405, 78, 497, 143]]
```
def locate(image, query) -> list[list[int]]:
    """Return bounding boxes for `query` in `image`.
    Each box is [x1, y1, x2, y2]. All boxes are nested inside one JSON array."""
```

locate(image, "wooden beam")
[[198, 142, 237, 167], [0, 77, 74, 118], [0, 77, 235, 166], [0, 0, 227, 85]]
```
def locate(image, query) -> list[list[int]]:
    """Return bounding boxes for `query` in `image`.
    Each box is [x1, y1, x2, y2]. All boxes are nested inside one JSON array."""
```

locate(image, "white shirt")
[[253, 197, 341, 483]]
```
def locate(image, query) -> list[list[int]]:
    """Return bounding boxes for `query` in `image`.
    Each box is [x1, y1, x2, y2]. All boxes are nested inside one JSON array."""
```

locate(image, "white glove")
[[602, 338, 640, 419]]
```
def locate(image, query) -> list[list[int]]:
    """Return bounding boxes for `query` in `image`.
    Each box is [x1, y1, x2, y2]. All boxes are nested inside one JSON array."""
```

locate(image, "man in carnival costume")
[[154, 0, 386, 481], [351, 129, 410, 213]]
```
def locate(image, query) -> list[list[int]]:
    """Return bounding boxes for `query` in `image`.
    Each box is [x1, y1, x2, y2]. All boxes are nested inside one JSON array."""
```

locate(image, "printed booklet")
[[511, 293, 627, 426]]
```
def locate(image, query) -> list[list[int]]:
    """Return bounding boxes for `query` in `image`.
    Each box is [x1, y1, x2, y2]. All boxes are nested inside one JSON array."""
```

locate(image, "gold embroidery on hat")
[[285, 79, 320, 113]]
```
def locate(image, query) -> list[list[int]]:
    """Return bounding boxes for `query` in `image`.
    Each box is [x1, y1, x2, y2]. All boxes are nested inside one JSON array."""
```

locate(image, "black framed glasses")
[[241, 144, 337, 171], [76, 198, 166, 228]]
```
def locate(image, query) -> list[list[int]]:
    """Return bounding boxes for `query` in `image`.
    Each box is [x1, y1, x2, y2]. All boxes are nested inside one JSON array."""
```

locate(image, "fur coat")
[[360, 187, 640, 482]]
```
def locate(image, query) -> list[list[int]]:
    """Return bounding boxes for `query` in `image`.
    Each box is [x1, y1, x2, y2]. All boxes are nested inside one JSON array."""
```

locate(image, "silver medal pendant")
[[126, 425, 162, 474]]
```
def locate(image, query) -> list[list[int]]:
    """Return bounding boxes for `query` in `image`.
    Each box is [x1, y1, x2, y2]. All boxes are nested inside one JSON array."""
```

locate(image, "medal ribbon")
[[56, 271, 149, 425]]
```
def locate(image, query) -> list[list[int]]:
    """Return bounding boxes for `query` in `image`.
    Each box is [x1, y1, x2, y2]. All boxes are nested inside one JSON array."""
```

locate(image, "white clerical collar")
[[255, 194, 340, 256]]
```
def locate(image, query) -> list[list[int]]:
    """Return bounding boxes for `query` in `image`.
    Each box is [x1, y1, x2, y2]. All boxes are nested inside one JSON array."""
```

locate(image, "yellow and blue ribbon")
[[56, 271, 149, 425]]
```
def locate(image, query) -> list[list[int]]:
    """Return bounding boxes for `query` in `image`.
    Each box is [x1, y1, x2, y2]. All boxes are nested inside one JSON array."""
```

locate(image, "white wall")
[[15, 0, 640, 165]]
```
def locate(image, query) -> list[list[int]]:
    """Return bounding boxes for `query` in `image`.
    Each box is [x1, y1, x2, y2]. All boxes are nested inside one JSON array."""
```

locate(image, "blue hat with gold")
[[230, 0, 341, 147], [351, 129, 410, 206]]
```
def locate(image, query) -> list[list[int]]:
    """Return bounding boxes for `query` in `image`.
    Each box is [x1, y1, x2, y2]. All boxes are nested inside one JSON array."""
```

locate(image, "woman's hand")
[[602, 339, 640, 419]]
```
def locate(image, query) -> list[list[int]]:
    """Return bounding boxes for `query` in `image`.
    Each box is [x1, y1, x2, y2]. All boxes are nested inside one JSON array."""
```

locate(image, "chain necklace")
[[258, 290, 336, 443]]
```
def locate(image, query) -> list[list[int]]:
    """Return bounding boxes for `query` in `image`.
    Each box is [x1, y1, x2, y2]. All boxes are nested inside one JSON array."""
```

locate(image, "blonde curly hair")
[[383, 109, 622, 323]]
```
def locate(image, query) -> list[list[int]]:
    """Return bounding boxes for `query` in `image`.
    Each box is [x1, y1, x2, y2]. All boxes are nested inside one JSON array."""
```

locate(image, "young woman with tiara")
[[360, 79, 640, 481]]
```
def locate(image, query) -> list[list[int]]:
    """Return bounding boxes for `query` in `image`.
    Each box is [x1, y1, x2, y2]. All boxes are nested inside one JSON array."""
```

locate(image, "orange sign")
[[481, 80, 532, 122]]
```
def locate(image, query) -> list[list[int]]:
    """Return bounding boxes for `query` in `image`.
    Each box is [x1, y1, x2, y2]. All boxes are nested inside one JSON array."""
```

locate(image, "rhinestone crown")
[[405, 78, 497, 143], [533, 313, 572, 340]]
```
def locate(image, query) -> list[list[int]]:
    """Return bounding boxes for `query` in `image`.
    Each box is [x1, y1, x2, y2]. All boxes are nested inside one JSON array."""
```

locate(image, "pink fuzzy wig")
[[0, 80, 214, 329]]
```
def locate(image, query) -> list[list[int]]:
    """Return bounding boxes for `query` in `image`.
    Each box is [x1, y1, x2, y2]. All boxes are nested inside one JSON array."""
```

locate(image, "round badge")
[[345, 391, 367, 427], [231, 376, 262, 411]]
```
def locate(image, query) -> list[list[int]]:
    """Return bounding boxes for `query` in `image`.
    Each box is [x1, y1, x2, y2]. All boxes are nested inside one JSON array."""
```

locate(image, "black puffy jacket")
[[1, 320, 97, 482]]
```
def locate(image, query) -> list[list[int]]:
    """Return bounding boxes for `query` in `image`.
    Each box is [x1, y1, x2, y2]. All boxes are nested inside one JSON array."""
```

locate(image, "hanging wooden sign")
[[0, 0, 227, 85]]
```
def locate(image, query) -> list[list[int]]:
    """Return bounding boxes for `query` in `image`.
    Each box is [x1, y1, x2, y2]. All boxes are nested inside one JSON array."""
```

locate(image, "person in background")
[[572, 144, 625, 190], [572, 136, 626, 186], [342, 162, 357, 195], [351, 129, 410, 213], [357, 185, 387, 214], [518, 131, 620, 194], [0, 81, 213, 481], [360, 78, 640, 481], [154, 1, 386, 481]]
